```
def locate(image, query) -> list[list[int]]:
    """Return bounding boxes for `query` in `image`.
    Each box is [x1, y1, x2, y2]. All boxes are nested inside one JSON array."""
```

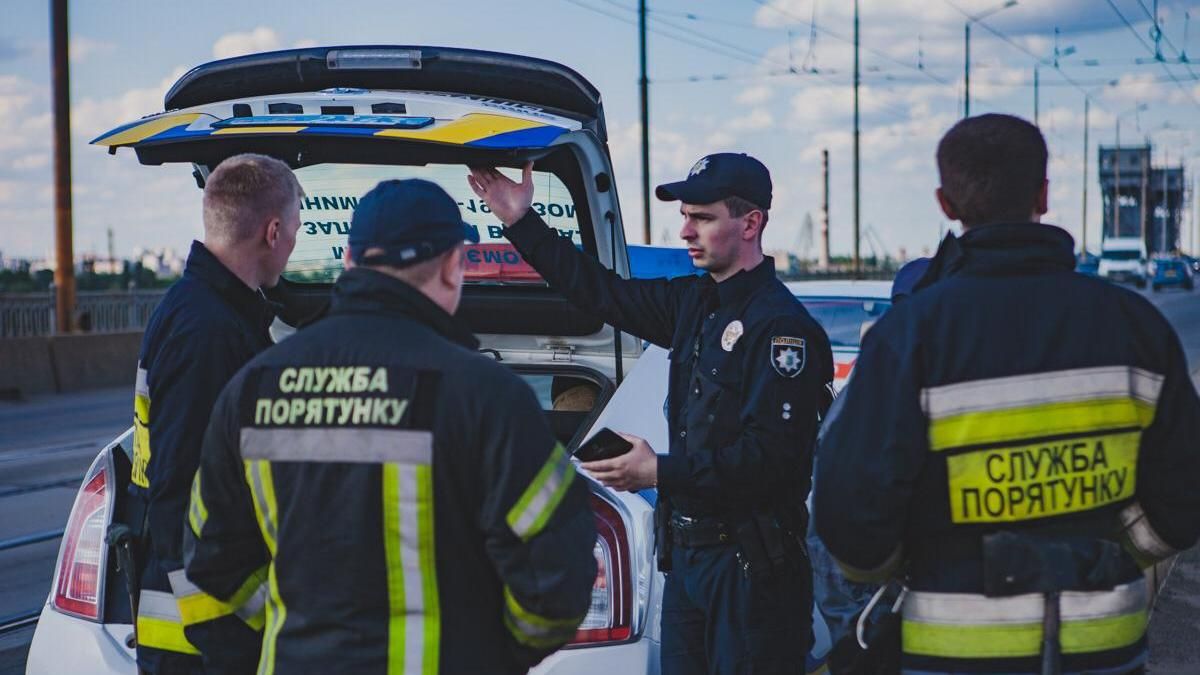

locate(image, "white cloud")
[[12, 153, 49, 171], [736, 84, 775, 105], [293, 38, 319, 49], [729, 108, 774, 132], [70, 37, 115, 62], [212, 27, 281, 60], [71, 66, 188, 140]]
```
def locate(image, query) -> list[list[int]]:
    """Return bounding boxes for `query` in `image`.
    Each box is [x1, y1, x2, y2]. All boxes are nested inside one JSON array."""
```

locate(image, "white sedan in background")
[[786, 280, 893, 391]]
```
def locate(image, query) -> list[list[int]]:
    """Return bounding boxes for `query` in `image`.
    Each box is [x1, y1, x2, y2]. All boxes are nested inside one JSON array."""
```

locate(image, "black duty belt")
[[671, 513, 733, 548]]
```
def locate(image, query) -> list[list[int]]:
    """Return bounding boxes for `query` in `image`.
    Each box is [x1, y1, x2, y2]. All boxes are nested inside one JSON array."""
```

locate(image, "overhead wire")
[[1103, 0, 1200, 113], [565, 0, 915, 123], [748, 0, 953, 85]]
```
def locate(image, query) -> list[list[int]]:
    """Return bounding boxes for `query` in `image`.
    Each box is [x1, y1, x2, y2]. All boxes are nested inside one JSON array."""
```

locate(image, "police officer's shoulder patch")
[[770, 336, 806, 378]]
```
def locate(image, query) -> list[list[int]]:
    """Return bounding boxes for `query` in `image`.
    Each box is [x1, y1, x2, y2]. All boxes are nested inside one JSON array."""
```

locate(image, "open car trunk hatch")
[[91, 46, 633, 364]]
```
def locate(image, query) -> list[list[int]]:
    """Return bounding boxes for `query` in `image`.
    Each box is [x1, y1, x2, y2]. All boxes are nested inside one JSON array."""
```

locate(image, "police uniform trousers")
[[662, 539, 812, 674]]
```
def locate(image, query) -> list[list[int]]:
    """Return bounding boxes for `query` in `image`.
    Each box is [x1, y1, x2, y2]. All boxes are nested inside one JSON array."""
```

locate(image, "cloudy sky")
[[4, 0, 1200, 261]]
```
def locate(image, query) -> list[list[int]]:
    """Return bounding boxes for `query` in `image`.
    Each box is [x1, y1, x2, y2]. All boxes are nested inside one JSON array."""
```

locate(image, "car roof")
[[785, 280, 893, 300]]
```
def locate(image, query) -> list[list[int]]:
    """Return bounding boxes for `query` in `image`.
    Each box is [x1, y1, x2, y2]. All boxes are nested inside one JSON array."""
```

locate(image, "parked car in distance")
[[786, 280, 893, 391], [1098, 237, 1148, 288], [1151, 257, 1195, 292]]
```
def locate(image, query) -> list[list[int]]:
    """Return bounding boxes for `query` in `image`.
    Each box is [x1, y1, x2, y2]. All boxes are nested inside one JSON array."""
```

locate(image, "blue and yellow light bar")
[[91, 112, 569, 150]]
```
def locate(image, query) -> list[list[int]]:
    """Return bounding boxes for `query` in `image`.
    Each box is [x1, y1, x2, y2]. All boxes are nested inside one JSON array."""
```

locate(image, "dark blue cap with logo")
[[655, 153, 773, 210], [349, 179, 480, 268]]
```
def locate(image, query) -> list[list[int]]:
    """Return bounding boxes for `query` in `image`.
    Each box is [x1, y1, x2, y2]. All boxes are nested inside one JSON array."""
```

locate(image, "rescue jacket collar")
[[711, 256, 777, 307], [916, 223, 1075, 291], [184, 240, 276, 330], [330, 267, 481, 350]]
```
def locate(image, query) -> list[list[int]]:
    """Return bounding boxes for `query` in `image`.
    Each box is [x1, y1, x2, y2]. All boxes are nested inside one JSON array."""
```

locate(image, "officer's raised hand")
[[468, 162, 534, 226], [581, 432, 658, 492]]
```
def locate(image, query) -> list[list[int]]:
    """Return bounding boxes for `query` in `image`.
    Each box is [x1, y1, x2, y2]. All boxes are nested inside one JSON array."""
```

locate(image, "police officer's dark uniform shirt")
[[184, 267, 597, 674], [815, 223, 1200, 674], [132, 240, 275, 673], [505, 211, 833, 517]]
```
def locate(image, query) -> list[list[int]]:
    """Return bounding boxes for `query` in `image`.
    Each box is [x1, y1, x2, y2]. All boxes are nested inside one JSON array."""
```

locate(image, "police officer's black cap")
[[349, 179, 480, 268], [655, 153, 772, 210]]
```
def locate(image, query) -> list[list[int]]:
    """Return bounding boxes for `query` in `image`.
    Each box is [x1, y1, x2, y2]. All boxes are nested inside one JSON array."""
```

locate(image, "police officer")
[[183, 179, 597, 674], [814, 114, 1200, 674], [131, 154, 302, 674], [469, 155, 834, 673]]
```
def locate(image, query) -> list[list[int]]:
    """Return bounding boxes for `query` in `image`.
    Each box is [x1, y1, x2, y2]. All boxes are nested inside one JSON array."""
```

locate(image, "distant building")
[[1099, 145, 1187, 254], [132, 246, 185, 278]]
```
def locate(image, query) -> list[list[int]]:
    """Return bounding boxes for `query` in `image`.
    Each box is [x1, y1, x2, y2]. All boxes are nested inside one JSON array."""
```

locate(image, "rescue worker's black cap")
[[655, 153, 772, 210], [349, 179, 480, 268]]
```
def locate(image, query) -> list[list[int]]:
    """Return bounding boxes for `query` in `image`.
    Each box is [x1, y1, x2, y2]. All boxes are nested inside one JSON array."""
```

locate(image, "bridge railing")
[[0, 290, 167, 338]]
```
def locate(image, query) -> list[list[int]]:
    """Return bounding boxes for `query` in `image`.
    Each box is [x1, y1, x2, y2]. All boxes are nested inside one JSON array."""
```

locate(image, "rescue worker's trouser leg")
[[806, 517, 881, 646], [661, 545, 812, 675]]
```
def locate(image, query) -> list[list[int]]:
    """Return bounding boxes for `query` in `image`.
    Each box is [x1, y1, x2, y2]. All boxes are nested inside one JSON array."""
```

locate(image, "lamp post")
[[1111, 103, 1148, 243], [964, 0, 1018, 118]]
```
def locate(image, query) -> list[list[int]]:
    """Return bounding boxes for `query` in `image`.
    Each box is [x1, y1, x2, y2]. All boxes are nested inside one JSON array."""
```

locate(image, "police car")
[[26, 46, 830, 674], [786, 280, 893, 391]]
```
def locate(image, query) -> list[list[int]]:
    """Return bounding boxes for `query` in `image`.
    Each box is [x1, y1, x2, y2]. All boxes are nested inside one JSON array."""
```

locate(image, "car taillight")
[[571, 492, 633, 646], [52, 454, 112, 620]]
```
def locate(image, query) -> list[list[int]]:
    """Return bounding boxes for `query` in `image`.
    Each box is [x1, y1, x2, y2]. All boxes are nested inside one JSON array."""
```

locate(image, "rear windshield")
[[1102, 250, 1141, 261], [799, 298, 892, 348], [284, 163, 581, 284]]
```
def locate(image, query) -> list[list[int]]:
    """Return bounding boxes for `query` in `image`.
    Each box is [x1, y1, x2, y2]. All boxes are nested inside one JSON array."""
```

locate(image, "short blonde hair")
[[202, 154, 303, 244]]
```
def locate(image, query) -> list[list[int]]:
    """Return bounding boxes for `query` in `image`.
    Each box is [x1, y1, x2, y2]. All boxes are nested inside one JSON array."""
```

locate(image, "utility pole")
[[820, 149, 830, 269], [1081, 97, 1089, 257], [52, 0, 75, 334], [638, 0, 651, 245], [963, 23, 971, 118], [1033, 66, 1039, 126], [1114, 120, 1121, 241], [1141, 144, 1148, 251], [853, 0, 861, 278]]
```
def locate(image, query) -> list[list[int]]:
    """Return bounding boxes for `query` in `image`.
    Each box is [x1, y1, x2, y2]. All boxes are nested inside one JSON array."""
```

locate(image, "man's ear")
[[1034, 179, 1049, 216], [935, 188, 960, 221], [441, 246, 464, 286], [264, 217, 282, 248], [742, 210, 765, 241], [343, 244, 355, 271]]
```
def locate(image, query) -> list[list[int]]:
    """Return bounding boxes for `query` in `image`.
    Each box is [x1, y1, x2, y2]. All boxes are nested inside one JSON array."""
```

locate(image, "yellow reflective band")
[[260, 565, 286, 675], [902, 609, 1146, 658], [383, 462, 440, 675], [132, 392, 151, 489], [502, 586, 584, 649], [172, 567, 268, 631], [95, 113, 203, 147], [507, 443, 575, 541], [374, 113, 544, 144], [416, 465, 440, 675], [929, 397, 1155, 452], [136, 616, 201, 655], [947, 430, 1139, 524], [243, 460, 279, 556], [188, 473, 207, 537], [383, 464, 406, 675]]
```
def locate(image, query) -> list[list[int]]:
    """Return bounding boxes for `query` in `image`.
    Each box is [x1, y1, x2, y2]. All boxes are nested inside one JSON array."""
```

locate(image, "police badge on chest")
[[770, 337, 806, 377]]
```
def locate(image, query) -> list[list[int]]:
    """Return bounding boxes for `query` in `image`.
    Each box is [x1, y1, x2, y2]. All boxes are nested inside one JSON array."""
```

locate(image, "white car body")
[[28, 46, 830, 675], [786, 280, 893, 392], [1098, 237, 1148, 287]]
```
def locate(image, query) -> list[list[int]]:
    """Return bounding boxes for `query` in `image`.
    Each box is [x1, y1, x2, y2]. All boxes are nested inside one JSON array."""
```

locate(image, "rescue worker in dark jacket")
[[131, 154, 302, 674], [814, 114, 1200, 674], [469, 154, 834, 674], [184, 179, 597, 674]]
